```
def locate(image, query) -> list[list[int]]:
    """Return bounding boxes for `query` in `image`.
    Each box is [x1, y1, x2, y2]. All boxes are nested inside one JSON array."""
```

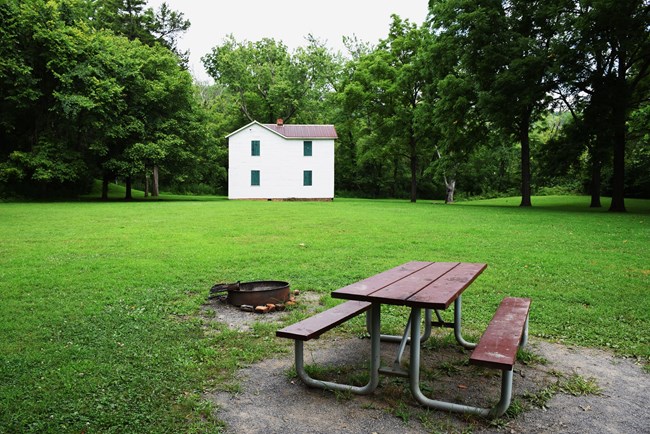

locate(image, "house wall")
[[228, 124, 334, 200]]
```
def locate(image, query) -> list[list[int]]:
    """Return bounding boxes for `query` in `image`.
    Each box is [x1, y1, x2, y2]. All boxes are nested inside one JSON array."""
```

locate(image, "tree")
[[555, 0, 650, 212], [430, 0, 567, 207], [202, 35, 338, 124], [0, 0, 206, 199], [95, 0, 155, 42], [150, 2, 191, 63], [342, 16, 433, 202], [419, 26, 493, 203], [0, 0, 97, 196], [96, 39, 199, 200], [94, 0, 190, 62]]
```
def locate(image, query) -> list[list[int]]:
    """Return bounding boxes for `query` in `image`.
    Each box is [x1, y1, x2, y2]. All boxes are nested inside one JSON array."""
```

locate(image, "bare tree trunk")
[[434, 146, 455, 204], [445, 178, 456, 203], [152, 166, 159, 197]]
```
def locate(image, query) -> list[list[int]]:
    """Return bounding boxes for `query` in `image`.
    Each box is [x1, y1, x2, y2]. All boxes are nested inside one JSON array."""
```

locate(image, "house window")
[[251, 140, 260, 156], [303, 141, 312, 156], [303, 170, 312, 186], [251, 170, 260, 186]]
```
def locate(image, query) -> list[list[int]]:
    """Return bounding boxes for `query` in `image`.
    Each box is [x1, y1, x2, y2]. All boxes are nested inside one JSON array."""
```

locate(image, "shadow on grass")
[[454, 196, 650, 215]]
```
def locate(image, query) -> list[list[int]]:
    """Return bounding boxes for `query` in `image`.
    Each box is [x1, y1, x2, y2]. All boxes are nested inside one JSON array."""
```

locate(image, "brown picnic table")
[[277, 261, 531, 418]]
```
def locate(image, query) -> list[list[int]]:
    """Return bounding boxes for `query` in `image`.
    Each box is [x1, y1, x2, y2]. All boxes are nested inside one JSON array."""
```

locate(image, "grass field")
[[1, 194, 648, 433]]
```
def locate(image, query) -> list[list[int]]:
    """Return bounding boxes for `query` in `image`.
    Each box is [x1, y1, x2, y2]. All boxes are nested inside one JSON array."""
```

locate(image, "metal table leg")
[[453, 295, 477, 349], [365, 308, 433, 375]]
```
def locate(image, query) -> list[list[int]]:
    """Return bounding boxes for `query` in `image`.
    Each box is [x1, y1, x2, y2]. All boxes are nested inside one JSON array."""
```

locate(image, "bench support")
[[294, 305, 381, 395], [408, 308, 516, 418]]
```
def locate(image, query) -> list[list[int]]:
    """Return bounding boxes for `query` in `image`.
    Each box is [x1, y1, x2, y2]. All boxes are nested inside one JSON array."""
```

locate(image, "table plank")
[[331, 261, 430, 301], [368, 262, 459, 304], [405, 263, 487, 309]]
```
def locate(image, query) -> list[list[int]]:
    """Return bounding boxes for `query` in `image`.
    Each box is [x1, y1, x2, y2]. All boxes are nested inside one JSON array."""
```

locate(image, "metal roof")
[[226, 121, 338, 139], [262, 123, 338, 139]]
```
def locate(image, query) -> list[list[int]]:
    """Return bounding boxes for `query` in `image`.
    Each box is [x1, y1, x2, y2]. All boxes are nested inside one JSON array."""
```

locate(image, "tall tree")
[[419, 21, 492, 203], [94, 0, 190, 62], [150, 2, 191, 62], [95, 0, 154, 42], [96, 39, 198, 200], [430, 0, 567, 206], [556, 0, 650, 212], [342, 16, 432, 202]]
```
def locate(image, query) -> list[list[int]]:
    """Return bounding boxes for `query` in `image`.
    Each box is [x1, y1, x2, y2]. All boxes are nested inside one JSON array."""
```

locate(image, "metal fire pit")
[[209, 281, 290, 307]]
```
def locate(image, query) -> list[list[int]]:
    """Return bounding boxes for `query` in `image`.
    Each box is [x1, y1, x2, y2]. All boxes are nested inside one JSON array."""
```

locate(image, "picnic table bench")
[[276, 261, 532, 418]]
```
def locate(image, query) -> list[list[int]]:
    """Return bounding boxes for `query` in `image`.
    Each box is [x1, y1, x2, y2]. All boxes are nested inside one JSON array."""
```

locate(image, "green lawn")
[[1, 195, 648, 433]]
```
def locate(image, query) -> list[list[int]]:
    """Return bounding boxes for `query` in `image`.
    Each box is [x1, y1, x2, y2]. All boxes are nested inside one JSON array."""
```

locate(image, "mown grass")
[[0, 193, 648, 433]]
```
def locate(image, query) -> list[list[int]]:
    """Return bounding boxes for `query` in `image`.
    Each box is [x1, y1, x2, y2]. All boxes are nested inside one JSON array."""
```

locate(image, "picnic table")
[[276, 261, 531, 418]]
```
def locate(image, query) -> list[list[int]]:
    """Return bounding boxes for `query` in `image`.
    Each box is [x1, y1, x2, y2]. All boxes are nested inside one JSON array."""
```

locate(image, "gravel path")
[[204, 303, 649, 434]]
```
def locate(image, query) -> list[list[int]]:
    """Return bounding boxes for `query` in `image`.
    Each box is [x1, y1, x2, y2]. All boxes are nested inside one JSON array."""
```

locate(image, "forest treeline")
[[1, 0, 648, 211]]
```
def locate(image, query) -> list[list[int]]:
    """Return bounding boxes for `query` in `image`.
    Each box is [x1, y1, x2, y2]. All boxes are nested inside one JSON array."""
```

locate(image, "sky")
[[145, 0, 430, 82]]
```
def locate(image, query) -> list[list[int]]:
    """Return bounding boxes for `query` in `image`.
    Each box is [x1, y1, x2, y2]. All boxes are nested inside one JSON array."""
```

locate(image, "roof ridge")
[[262, 123, 335, 126]]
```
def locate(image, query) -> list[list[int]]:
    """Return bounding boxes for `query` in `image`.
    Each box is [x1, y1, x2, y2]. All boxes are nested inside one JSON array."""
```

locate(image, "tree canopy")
[[0, 0, 213, 199], [1, 0, 648, 207]]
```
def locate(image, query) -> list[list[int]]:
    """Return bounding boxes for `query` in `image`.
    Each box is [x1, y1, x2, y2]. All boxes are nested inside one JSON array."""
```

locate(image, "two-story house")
[[226, 120, 337, 200]]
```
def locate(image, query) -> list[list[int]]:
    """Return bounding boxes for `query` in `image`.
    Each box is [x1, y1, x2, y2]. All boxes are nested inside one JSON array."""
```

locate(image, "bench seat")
[[470, 297, 531, 371], [276, 300, 372, 341]]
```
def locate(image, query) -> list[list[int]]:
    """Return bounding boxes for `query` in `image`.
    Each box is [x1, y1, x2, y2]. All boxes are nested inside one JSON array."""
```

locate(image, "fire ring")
[[209, 281, 291, 307]]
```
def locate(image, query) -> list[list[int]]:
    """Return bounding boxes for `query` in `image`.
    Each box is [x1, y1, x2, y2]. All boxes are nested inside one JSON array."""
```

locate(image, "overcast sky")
[[146, 0, 430, 82]]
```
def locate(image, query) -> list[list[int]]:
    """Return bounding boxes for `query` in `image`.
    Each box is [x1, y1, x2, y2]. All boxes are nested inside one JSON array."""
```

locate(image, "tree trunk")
[[152, 165, 159, 197], [609, 101, 626, 212], [519, 112, 532, 207], [589, 153, 602, 208], [101, 174, 110, 200], [125, 176, 132, 201], [445, 178, 456, 204]]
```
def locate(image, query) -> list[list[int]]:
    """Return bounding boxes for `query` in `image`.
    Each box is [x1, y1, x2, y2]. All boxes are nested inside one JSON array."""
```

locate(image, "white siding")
[[228, 124, 334, 199]]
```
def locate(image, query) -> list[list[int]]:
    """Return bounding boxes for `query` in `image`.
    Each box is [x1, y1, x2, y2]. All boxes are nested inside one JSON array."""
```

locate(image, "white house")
[[226, 120, 337, 200]]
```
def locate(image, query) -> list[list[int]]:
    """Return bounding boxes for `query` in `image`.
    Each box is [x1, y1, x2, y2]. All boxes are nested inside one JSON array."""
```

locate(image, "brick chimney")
[[276, 118, 284, 126]]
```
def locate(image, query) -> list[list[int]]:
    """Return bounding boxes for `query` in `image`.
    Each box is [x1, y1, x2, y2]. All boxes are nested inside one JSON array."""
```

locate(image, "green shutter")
[[251, 140, 260, 156], [303, 170, 312, 186], [303, 141, 312, 156], [251, 170, 260, 186]]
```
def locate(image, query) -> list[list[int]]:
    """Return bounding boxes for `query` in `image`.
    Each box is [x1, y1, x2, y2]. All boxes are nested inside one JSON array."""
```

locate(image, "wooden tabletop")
[[332, 261, 487, 309]]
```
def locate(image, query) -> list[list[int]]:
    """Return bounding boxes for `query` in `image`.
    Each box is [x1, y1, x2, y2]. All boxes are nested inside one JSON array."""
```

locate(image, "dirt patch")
[[203, 305, 649, 434], [201, 291, 322, 332]]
